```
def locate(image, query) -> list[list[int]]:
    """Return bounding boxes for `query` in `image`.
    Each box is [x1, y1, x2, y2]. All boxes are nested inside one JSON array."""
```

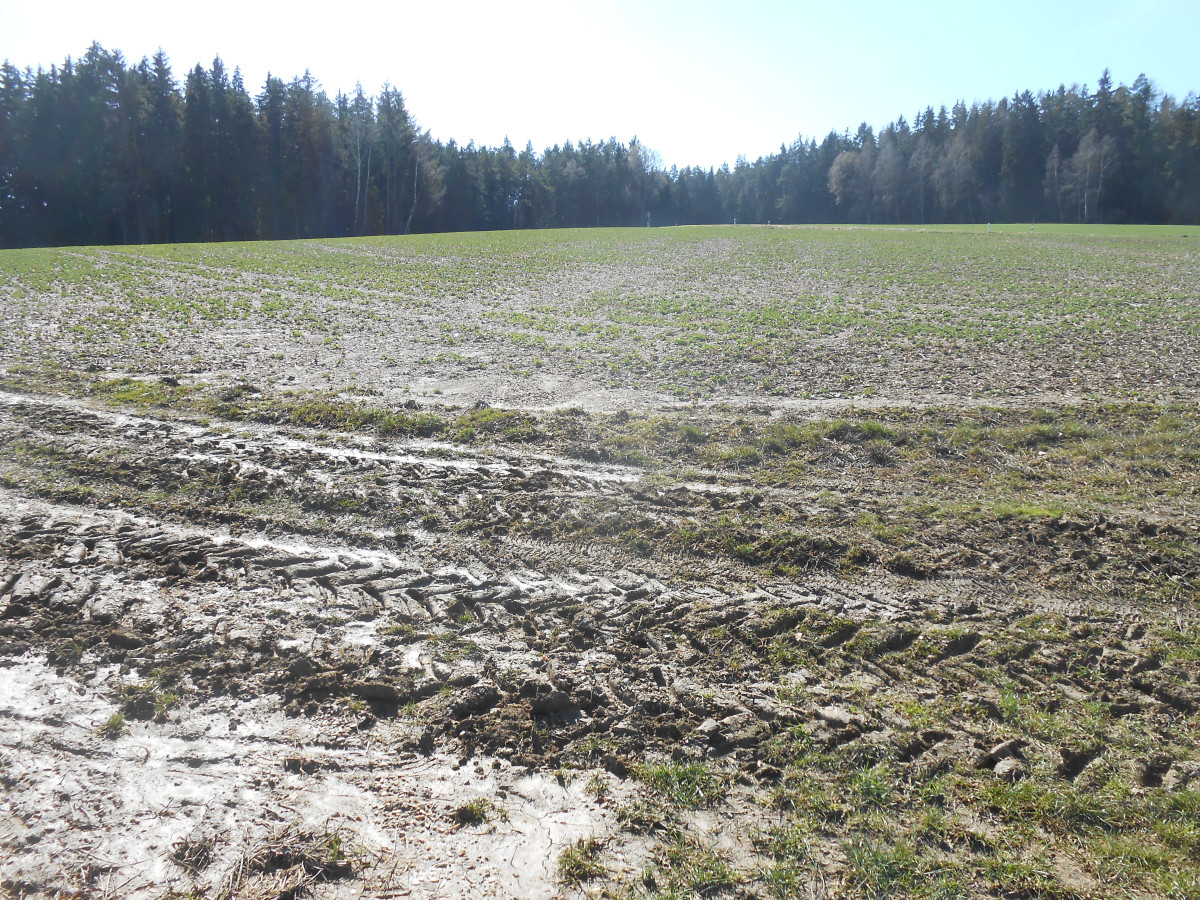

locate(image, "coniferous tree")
[[375, 85, 413, 234], [2, 50, 1199, 247], [179, 63, 212, 241], [140, 51, 182, 242], [999, 90, 1044, 220]]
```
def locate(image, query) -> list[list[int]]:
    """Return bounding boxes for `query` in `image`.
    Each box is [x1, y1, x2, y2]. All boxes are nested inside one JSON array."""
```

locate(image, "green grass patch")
[[633, 760, 728, 808]]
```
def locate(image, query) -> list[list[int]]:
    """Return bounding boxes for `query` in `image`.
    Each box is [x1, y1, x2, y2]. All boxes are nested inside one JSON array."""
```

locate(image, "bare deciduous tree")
[[933, 131, 976, 223], [1065, 129, 1118, 222], [1043, 145, 1065, 221]]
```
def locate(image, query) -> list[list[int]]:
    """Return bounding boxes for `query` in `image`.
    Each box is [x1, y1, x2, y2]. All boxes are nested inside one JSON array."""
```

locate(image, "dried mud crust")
[[2, 389, 1199, 899]]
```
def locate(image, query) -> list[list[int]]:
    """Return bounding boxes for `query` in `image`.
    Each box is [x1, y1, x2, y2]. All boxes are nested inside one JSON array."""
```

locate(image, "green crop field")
[[4, 225, 1199, 406]]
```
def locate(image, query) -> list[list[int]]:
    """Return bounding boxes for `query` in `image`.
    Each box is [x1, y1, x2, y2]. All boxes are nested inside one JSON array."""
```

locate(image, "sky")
[[1, 0, 1197, 170]]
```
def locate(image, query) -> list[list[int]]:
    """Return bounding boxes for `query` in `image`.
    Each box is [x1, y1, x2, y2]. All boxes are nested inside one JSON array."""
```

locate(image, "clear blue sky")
[[1, 0, 1196, 170]]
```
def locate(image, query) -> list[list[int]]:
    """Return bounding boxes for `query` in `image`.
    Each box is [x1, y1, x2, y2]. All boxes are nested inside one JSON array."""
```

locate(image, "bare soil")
[[1, 227, 1198, 899]]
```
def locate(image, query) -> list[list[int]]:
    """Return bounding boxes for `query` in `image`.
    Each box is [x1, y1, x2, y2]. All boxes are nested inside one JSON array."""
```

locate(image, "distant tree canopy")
[[1, 44, 1198, 248]]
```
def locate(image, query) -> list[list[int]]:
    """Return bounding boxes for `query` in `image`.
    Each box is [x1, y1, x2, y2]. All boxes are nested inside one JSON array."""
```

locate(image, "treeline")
[[1, 43, 1199, 248]]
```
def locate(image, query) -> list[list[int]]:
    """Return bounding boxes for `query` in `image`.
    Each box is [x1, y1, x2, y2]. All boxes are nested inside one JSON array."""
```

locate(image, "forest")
[[1, 42, 1199, 247]]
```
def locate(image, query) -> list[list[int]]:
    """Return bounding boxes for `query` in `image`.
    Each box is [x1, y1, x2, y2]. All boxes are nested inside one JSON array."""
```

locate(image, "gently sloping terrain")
[[3, 225, 1199, 410], [1, 225, 1199, 899]]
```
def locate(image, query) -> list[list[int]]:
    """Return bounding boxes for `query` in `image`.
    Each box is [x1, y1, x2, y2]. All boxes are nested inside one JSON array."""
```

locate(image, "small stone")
[[993, 757, 1027, 782], [976, 738, 1025, 769], [1057, 682, 1090, 702], [988, 738, 1025, 759]]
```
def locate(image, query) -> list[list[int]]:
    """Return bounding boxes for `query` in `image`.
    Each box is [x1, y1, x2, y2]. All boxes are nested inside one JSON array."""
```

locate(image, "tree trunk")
[[405, 154, 419, 235], [362, 143, 371, 235]]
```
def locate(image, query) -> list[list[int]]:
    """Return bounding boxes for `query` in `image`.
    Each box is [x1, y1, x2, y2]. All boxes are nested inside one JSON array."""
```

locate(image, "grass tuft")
[[557, 837, 606, 885]]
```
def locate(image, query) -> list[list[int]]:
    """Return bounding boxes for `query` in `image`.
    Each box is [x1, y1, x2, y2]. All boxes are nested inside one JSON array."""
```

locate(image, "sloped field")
[[1, 226, 1198, 899]]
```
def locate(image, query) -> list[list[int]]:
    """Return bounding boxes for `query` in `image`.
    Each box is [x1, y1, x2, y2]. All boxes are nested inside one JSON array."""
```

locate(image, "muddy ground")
[[2, 227, 1199, 899]]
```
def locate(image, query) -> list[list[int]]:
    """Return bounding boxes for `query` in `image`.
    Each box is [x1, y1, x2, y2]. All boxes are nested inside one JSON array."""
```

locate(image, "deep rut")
[[3, 390, 1199, 899]]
